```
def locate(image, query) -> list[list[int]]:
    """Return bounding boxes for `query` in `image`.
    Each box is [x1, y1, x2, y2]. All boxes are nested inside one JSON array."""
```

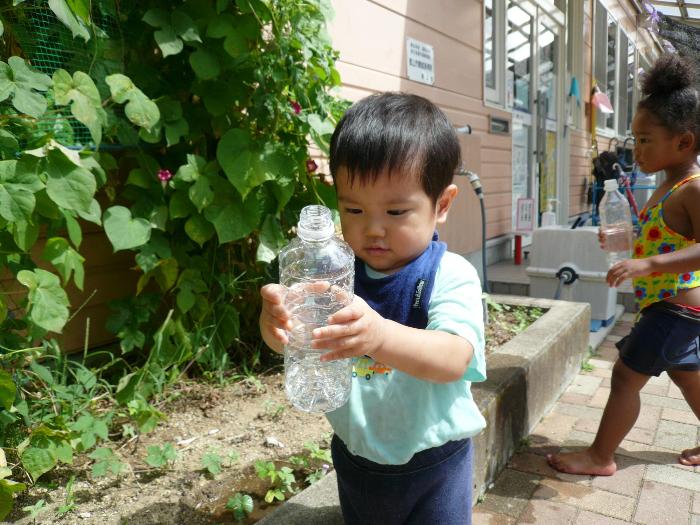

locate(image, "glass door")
[[536, 14, 561, 218], [509, 2, 564, 228], [508, 1, 534, 229]]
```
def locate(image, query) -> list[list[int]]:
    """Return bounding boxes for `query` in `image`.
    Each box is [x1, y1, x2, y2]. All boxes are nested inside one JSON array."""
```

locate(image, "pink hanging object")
[[591, 86, 614, 114]]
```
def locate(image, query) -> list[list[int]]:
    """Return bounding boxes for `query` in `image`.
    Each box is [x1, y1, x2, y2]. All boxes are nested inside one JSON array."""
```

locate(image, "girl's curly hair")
[[638, 54, 700, 151]]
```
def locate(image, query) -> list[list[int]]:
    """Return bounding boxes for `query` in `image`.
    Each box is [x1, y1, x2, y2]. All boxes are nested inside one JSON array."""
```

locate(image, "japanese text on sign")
[[406, 38, 435, 85], [516, 198, 535, 233]]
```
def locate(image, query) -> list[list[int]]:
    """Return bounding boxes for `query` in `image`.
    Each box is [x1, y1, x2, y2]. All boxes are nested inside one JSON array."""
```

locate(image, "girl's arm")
[[607, 181, 700, 286], [644, 245, 700, 275]]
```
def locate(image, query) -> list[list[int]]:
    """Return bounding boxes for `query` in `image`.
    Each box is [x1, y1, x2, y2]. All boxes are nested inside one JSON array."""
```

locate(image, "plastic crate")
[[526, 226, 617, 331]]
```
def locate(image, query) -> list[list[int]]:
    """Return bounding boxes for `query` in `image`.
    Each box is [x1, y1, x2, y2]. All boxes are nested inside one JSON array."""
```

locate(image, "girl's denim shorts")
[[617, 301, 700, 377]]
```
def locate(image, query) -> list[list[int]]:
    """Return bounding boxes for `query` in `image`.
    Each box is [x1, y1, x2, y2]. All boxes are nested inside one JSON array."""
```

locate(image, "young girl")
[[549, 53, 700, 476]]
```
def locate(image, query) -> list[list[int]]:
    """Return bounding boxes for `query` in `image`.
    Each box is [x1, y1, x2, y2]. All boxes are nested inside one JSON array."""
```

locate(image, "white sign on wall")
[[516, 198, 535, 233], [406, 38, 435, 85]]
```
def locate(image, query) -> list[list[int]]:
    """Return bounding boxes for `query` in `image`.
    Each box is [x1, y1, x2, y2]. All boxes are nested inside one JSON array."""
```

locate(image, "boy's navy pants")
[[331, 434, 473, 525]]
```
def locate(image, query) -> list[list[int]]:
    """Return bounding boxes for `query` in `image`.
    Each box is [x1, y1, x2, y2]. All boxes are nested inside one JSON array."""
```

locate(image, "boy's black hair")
[[329, 92, 461, 204], [638, 54, 700, 151]]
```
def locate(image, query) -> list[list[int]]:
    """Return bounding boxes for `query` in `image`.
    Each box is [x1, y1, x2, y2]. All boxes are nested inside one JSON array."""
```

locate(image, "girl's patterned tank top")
[[633, 173, 700, 311]]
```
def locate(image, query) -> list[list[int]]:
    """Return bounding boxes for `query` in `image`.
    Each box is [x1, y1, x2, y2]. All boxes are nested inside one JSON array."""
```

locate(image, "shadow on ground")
[[119, 501, 216, 525], [483, 442, 681, 505], [256, 503, 344, 525]]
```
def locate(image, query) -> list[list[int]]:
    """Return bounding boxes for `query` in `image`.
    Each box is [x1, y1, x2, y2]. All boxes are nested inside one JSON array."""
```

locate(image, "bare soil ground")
[[6, 304, 544, 525], [7, 372, 332, 525]]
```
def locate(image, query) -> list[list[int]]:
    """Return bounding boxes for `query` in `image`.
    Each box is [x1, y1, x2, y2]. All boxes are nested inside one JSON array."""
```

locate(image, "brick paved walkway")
[[473, 313, 700, 525]]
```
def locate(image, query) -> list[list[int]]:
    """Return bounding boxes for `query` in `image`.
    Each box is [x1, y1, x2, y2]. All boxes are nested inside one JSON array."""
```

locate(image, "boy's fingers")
[[271, 316, 293, 331], [263, 322, 289, 343], [264, 301, 291, 320], [328, 306, 363, 325], [311, 334, 359, 357], [304, 281, 331, 293], [330, 286, 352, 305], [286, 281, 331, 299], [261, 284, 286, 303], [312, 321, 356, 340], [320, 342, 354, 362], [319, 351, 344, 362], [272, 327, 289, 344]]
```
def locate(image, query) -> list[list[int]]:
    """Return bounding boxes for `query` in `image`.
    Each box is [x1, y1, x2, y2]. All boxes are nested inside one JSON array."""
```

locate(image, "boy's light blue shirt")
[[326, 251, 487, 465]]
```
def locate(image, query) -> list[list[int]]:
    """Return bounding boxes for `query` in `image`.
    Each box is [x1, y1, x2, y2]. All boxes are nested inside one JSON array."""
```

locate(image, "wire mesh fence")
[[0, 1, 125, 147]]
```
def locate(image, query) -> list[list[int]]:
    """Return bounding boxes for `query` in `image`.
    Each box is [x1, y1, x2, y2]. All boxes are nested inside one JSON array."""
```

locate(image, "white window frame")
[[484, 0, 506, 106], [566, 0, 585, 130], [616, 28, 636, 137], [484, 0, 565, 110], [592, 1, 643, 139], [593, 0, 618, 134]]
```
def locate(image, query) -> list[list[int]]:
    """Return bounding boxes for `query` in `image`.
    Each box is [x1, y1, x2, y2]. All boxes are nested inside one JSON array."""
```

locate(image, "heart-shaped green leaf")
[[17, 269, 69, 334], [46, 149, 96, 214], [53, 69, 105, 145], [103, 206, 152, 251]]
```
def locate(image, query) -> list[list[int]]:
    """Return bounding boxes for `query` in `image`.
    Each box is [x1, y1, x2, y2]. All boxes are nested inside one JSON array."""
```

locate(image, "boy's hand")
[[607, 259, 653, 287], [259, 284, 292, 349], [598, 228, 606, 250], [312, 296, 386, 362]]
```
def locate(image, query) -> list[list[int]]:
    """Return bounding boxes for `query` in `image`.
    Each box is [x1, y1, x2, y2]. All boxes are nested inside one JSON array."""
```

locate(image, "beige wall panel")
[[336, 62, 506, 133], [480, 162, 511, 181], [483, 193, 511, 208], [478, 177, 516, 194], [331, 1, 482, 99], [368, 0, 483, 49], [438, 134, 483, 254], [481, 148, 514, 164], [485, 205, 511, 223], [331, 0, 511, 244], [487, 219, 511, 238]]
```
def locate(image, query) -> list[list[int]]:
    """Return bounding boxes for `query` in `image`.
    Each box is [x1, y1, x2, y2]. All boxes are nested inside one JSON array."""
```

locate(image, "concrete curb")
[[259, 296, 591, 524], [472, 295, 590, 498]]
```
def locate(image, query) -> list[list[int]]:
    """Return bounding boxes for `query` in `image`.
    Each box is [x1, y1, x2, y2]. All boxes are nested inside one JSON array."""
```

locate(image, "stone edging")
[[471, 295, 590, 498], [259, 295, 591, 524]]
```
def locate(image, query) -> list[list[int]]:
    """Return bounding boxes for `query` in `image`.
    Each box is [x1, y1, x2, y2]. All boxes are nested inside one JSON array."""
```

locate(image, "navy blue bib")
[[354, 237, 446, 329]]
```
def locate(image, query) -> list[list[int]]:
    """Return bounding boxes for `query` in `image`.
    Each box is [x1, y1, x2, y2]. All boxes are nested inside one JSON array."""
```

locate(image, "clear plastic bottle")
[[279, 205, 355, 413], [599, 179, 633, 267]]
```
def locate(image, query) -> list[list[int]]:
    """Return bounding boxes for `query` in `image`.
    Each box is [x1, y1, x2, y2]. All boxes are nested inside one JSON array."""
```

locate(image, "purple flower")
[[643, 1, 660, 23], [306, 159, 318, 173], [157, 169, 173, 182], [290, 101, 302, 115]]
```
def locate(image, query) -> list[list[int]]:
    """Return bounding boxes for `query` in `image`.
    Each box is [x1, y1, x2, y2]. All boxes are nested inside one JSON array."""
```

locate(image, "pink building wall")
[[328, 0, 658, 256], [328, 0, 512, 255]]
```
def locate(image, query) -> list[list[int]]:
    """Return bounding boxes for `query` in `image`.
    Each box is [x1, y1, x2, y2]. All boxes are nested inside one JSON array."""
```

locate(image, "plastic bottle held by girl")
[[278, 205, 355, 413], [599, 179, 633, 266]]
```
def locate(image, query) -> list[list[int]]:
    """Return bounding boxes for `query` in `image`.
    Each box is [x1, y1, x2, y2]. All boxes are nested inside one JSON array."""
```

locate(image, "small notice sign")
[[406, 38, 435, 85], [516, 198, 535, 233]]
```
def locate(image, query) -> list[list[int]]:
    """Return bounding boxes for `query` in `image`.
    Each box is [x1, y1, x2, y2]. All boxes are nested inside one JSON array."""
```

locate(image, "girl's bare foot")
[[546, 449, 617, 476], [679, 447, 700, 466]]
